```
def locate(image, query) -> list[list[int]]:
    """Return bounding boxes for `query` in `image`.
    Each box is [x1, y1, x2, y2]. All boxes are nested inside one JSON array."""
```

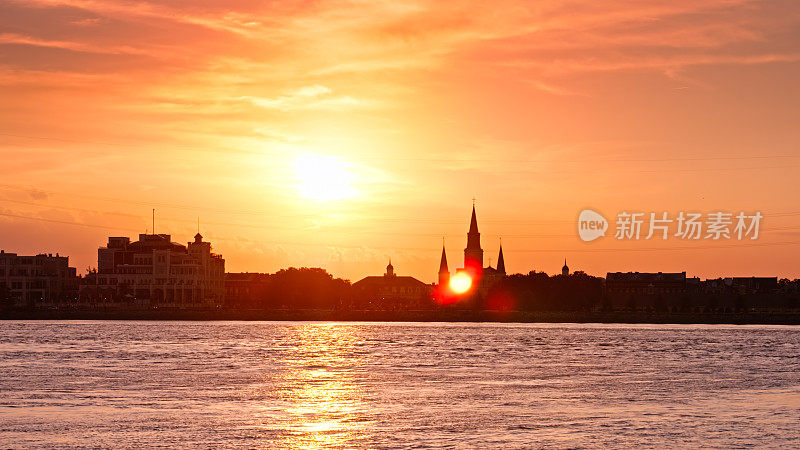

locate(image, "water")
[[1, 321, 799, 448]]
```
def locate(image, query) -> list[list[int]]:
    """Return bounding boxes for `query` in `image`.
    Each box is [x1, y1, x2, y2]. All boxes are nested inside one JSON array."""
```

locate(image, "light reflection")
[[266, 324, 372, 448]]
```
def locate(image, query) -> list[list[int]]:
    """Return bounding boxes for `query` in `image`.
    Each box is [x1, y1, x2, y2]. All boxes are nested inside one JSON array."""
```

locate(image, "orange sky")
[[2, 0, 800, 283]]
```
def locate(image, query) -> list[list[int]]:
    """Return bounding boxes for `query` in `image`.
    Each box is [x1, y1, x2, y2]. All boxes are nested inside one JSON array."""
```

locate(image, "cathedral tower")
[[497, 241, 505, 275], [464, 204, 484, 271], [438, 241, 450, 286]]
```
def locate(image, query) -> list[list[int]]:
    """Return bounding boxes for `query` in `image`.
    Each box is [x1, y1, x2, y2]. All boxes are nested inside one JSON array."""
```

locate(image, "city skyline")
[[2, 1, 800, 282], [0, 202, 793, 284]]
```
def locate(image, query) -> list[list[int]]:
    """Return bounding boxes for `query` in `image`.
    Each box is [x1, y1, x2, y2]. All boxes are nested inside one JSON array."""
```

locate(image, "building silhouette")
[[225, 272, 271, 308], [81, 233, 225, 307], [439, 204, 507, 298], [497, 244, 505, 275], [438, 242, 449, 287], [0, 250, 77, 307], [562, 259, 569, 276], [464, 205, 484, 272], [605, 271, 686, 310], [352, 259, 432, 309]]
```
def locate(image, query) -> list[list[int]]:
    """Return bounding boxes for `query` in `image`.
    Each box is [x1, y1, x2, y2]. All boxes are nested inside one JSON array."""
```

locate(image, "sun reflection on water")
[[266, 324, 372, 448]]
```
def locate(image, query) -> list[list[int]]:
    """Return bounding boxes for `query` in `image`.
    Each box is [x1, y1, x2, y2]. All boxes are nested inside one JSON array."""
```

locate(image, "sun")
[[293, 153, 356, 201], [449, 272, 473, 294]]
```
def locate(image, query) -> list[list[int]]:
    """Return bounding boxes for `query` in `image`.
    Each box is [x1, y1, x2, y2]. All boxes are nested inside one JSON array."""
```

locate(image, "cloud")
[[239, 85, 369, 111], [1, 0, 797, 154], [1, 0, 799, 281], [0, 32, 149, 56], [3, 0, 796, 88]]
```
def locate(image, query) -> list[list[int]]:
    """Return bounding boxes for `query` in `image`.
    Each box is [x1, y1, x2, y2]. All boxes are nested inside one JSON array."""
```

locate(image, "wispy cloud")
[[239, 85, 370, 111], [0, 32, 149, 55], [2, 0, 800, 279], [3, 0, 794, 89]]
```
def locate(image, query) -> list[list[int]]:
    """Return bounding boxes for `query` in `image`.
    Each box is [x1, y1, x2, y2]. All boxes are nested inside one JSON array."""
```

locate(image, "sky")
[[1, 0, 800, 283]]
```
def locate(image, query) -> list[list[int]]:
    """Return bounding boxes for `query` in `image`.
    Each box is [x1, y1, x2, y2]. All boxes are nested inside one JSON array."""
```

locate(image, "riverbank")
[[3, 309, 800, 324]]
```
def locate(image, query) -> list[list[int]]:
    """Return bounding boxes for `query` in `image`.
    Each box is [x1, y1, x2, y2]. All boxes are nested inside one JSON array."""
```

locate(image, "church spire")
[[439, 239, 448, 273], [438, 239, 450, 286], [497, 240, 505, 275], [469, 203, 479, 234], [464, 202, 484, 270], [386, 258, 394, 277]]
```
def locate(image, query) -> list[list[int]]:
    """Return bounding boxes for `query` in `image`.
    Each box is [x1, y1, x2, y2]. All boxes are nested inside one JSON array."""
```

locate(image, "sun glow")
[[293, 153, 356, 201], [449, 272, 473, 294]]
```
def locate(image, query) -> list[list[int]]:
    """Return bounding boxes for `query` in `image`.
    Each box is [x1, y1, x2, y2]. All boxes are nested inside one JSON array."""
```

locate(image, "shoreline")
[[3, 309, 800, 325]]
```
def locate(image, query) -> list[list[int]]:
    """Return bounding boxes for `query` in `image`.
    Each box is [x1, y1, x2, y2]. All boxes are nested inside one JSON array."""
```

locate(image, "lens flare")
[[449, 272, 472, 294]]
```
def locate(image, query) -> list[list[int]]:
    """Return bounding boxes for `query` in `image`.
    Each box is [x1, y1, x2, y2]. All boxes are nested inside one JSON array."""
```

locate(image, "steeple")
[[194, 217, 203, 243], [439, 242, 448, 273], [386, 258, 394, 277], [562, 259, 569, 276], [469, 203, 479, 234], [464, 202, 484, 270], [497, 241, 505, 275], [438, 239, 450, 286]]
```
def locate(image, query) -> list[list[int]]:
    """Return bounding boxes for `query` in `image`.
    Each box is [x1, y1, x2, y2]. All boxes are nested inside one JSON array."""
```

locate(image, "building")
[[605, 271, 687, 310], [438, 242, 450, 287], [562, 259, 569, 276], [0, 250, 77, 307], [480, 243, 506, 295], [352, 260, 432, 309], [225, 272, 271, 308], [439, 204, 506, 298], [728, 277, 778, 295], [606, 271, 687, 296], [82, 233, 225, 307], [464, 205, 484, 273]]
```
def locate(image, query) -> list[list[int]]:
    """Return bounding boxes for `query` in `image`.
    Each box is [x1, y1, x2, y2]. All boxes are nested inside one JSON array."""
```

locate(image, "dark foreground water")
[[1, 322, 799, 448]]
